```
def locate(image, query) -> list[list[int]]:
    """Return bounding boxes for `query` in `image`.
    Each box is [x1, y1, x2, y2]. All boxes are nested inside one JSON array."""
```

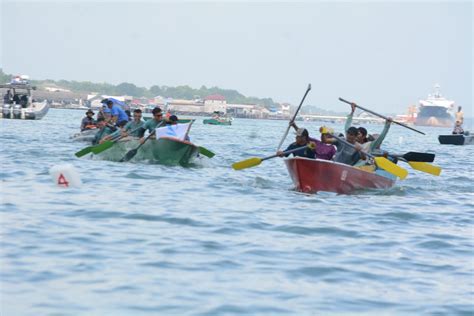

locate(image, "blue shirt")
[[110, 105, 129, 123]]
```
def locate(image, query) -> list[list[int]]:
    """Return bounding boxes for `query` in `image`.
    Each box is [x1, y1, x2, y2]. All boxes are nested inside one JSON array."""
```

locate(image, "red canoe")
[[284, 157, 396, 194]]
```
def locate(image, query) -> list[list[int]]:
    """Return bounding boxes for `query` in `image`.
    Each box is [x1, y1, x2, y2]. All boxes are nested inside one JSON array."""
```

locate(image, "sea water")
[[1, 109, 473, 315]]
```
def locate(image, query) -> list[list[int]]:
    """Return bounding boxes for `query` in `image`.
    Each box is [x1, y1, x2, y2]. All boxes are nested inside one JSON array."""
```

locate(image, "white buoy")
[[49, 164, 82, 188]]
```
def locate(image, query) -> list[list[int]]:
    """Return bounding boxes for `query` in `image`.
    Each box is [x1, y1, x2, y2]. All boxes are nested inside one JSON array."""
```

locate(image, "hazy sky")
[[1, 1, 472, 116]]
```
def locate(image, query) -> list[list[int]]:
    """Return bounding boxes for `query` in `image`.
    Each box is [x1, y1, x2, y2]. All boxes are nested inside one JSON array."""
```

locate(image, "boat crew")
[[290, 122, 336, 160], [123, 109, 145, 138], [277, 128, 316, 159], [80, 109, 97, 131]]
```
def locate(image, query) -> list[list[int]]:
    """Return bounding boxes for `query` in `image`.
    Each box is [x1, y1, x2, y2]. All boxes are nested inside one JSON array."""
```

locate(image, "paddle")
[[232, 145, 312, 170], [399, 159, 441, 176], [276, 84, 312, 151], [325, 130, 408, 180], [119, 121, 167, 162], [392, 151, 435, 163], [91, 125, 148, 155], [199, 146, 215, 158], [338, 97, 425, 135], [74, 123, 118, 157], [119, 130, 155, 162]]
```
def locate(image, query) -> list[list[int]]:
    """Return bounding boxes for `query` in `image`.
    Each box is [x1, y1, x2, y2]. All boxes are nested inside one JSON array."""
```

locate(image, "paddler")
[[80, 109, 97, 131], [277, 128, 316, 158], [105, 99, 129, 127], [122, 109, 145, 138], [138, 107, 165, 144], [290, 122, 336, 160]]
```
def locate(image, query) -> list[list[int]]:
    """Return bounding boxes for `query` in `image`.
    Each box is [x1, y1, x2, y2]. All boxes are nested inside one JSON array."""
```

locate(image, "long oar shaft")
[[277, 84, 311, 151], [338, 97, 425, 135]]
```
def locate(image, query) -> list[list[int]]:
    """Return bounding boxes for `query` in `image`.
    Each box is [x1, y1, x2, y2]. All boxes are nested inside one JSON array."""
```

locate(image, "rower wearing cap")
[[80, 109, 97, 131], [277, 128, 316, 159]]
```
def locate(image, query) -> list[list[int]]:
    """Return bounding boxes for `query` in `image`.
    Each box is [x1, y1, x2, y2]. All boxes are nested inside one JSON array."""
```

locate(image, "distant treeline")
[[0, 69, 276, 108]]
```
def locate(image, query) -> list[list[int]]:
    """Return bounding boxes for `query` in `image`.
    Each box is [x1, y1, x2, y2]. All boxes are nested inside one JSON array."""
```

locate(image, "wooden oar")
[[338, 97, 425, 135], [325, 130, 408, 180], [277, 84, 311, 151], [232, 145, 311, 170]]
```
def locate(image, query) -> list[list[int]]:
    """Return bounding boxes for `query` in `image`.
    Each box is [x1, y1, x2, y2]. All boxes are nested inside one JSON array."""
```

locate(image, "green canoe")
[[203, 118, 232, 125], [94, 136, 199, 166]]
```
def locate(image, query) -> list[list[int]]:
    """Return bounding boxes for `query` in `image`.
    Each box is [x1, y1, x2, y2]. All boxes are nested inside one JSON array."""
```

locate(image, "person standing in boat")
[[122, 109, 145, 138], [138, 107, 165, 144], [277, 128, 316, 159], [80, 109, 97, 131], [290, 122, 336, 160], [452, 121, 464, 135], [3, 90, 12, 104], [105, 100, 129, 127], [455, 106, 464, 125]]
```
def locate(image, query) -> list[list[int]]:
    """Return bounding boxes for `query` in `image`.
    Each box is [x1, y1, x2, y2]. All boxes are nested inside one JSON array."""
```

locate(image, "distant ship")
[[415, 84, 455, 127]]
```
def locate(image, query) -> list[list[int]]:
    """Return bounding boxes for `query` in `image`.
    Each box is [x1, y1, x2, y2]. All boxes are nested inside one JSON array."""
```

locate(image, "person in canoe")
[[277, 128, 316, 159], [138, 107, 165, 144], [80, 109, 97, 131], [99, 120, 128, 144], [290, 122, 336, 160], [92, 118, 116, 145], [97, 104, 111, 121], [122, 109, 145, 138], [104, 99, 129, 127], [345, 103, 392, 153], [324, 126, 367, 166]]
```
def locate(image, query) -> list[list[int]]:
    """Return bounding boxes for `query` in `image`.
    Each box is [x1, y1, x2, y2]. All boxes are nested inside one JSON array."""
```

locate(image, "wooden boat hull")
[[284, 157, 396, 194], [95, 136, 199, 165], [203, 118, 232, 125], [438, 134, 473, 145]]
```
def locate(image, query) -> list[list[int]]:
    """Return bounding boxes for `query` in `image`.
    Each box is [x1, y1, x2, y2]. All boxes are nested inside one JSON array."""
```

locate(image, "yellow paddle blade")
[[407, 161, 442, 176], [374, 157, 408, 180], [232, 157, 263, 170]]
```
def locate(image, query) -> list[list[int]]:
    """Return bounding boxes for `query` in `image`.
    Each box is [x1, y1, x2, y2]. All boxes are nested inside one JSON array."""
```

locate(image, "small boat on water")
[[438, 133, 473, 146], [70, 129, 99, 142], [1, 76, 49, 120], [284, 157, 396, 194], [203, 111, 232, 125], [95, 136, 200, 166]]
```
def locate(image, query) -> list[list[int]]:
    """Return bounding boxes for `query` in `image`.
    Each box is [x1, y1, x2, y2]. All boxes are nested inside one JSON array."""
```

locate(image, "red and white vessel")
[[284, 157, 396, 194]]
